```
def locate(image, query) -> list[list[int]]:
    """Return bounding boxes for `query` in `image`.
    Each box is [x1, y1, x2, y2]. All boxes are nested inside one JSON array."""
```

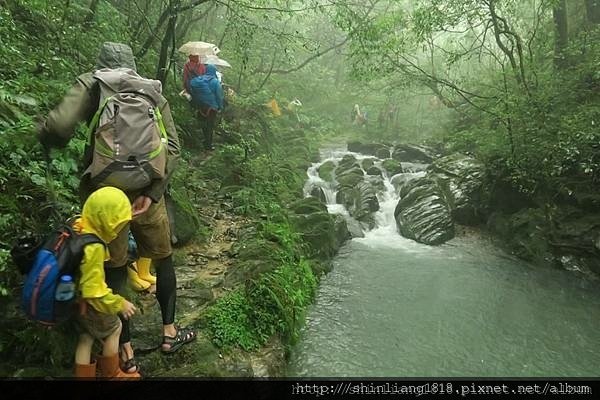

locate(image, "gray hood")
[[96, 42, 137, 71]]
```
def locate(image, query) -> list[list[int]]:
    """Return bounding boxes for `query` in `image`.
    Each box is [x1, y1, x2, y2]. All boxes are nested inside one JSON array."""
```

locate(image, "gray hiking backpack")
[[85, 68, 168, 192]]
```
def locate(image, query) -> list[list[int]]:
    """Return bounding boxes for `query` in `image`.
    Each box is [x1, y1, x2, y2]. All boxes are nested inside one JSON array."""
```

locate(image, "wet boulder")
[[288, 197, 350, 260], [344, 216, 365, 238], [361, 158, 376, 170], [394, 176, 455, 245], [366, 166, 381, 176], [429, 153, 485, 225], [335, 154, 363, 187], [381, 159, 403, 177], [337, 154, 360, 171], [390, 172, 426, 195], [401, 162, 429, 173], [318, 160, 336, 182], [338, 181, 380, 229], [347, 141, 390, 158], [365, 175, 385, 194], [165, 192, 200, 247], [392, 144, 437, 163], [309, 186, 327, 203]]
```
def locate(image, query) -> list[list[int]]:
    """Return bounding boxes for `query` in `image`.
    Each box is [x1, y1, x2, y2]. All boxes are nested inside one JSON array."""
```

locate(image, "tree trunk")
[[553, 0, 569, 69], [84, 0, 100, 26], [156, 6, 177, 87], [586, 0, 600, 24]]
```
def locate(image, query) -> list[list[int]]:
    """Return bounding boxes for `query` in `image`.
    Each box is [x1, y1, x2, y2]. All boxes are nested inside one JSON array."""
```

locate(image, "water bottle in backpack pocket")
[[15, 224, 102, 326]]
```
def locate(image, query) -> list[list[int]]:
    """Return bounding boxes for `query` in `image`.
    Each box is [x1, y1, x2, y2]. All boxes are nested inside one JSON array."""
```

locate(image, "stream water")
[[287, 146, 600, 377]]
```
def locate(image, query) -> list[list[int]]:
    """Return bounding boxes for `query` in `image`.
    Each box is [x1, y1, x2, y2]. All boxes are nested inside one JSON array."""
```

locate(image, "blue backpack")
[[12, 223, 102, 326], [189, 75, 216, 109]]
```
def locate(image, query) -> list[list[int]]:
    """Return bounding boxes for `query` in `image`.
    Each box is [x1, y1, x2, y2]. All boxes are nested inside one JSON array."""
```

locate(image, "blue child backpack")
[[14, 223, 102, 326]]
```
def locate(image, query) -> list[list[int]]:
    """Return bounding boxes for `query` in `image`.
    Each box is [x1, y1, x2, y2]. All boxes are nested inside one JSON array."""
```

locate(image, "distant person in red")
[[182, 54, 206, 95]]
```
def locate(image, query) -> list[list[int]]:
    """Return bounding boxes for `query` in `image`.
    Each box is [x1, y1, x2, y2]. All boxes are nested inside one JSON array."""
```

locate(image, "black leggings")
[[104, 265, 130, 343], [104, 255, 177, 345]]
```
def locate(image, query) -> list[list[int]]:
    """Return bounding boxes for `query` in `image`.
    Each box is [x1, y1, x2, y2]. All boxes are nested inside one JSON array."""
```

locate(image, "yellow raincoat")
[[266, 99, 281, 116], [74, 187, 132, 314]]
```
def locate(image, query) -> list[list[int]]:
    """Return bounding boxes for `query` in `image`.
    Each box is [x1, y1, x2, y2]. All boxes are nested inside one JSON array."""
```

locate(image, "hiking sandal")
[[161, 326, 197, 354]]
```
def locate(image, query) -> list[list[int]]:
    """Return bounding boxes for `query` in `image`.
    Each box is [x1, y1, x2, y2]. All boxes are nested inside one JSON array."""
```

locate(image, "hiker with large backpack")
[[38, 42, 196, 377], [190, 64, 224, 151]]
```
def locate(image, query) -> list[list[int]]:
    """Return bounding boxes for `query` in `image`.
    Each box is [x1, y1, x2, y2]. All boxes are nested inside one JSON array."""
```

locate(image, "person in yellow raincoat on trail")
[[73, 186, 139, 379], [266, 98, 281, 116]]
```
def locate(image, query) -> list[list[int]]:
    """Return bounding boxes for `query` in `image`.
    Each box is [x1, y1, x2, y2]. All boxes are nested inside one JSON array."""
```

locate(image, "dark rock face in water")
[[429, 153, 486, 226], [333, 154, 380, 227], [381, 159, 403, 177], [392, 144, 437, 163], [347, 141, 390, 158], [391, 172, 425, 195], [391, 153, 485, 244], [394, 176, 455, 245], [361, 157, 376, 170], [318, 160, 336, 182], [310, 186, 327, 203]]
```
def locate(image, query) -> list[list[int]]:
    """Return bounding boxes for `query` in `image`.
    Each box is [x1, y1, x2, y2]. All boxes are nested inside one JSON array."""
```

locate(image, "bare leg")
[[75, 333, 94, 365]]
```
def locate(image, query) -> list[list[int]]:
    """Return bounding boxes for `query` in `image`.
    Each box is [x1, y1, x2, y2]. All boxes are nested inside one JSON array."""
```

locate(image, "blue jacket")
[[190, 64, 224, 111]]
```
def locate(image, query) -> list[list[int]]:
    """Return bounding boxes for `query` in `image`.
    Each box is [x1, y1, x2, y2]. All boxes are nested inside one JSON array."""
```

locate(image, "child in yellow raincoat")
[[73, 187, 140, 379]]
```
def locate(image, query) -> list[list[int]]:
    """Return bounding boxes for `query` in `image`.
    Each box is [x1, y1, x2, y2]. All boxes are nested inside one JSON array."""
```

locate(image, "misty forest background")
[[0, 0, 599, 373]]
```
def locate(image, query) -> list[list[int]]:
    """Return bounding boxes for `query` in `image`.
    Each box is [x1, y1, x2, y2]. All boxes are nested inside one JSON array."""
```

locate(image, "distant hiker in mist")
[[352, 104, 367, 127], [378, 104, 398, 130], [190, 64, 224, 151], [182, 53, 206, 99]]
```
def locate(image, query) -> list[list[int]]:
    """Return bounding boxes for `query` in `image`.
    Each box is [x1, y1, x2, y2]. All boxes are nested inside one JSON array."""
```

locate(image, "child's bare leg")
[[75, 333, 94, 365]]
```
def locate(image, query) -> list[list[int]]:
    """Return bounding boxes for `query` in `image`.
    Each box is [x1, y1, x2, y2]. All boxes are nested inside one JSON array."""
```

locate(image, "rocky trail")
[[124, 152, 286, 377]]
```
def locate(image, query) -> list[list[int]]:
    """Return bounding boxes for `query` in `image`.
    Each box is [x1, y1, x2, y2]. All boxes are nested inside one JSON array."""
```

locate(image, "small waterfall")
[[304, 148, 428, 243], [303, 159, 337, 205]]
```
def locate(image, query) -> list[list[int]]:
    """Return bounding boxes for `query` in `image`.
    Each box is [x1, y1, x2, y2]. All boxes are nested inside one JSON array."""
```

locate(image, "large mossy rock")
[[381, 159, 403, 177], [309, 186, 327, 203], [336, 166, 364, 187], [318, 160, 336, 182], [336, 154, 361, 173], [166, 192, 201, 247], [394, 176, 455, 245], [347, 141, 390, 158], [361, 157, 376, 170], [429, 153, 486, 225], [225, 233, 283, 287], [288, 197, 350, 260], [489, 206, 600, 272], [392, 144, 437, 163], [486, 209, 554, 264], [366, 166, 381, 176], [390, 172, 426, 195], [337, 181, 380, 228], [335, 154, 363, 187], [401, 162, 429, 173]]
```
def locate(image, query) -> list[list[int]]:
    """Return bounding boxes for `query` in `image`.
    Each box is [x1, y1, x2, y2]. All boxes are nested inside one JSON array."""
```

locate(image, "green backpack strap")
[[148, 106, 169, 159], [86, 96, 112, 146], [154, 106, 168, 142]]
